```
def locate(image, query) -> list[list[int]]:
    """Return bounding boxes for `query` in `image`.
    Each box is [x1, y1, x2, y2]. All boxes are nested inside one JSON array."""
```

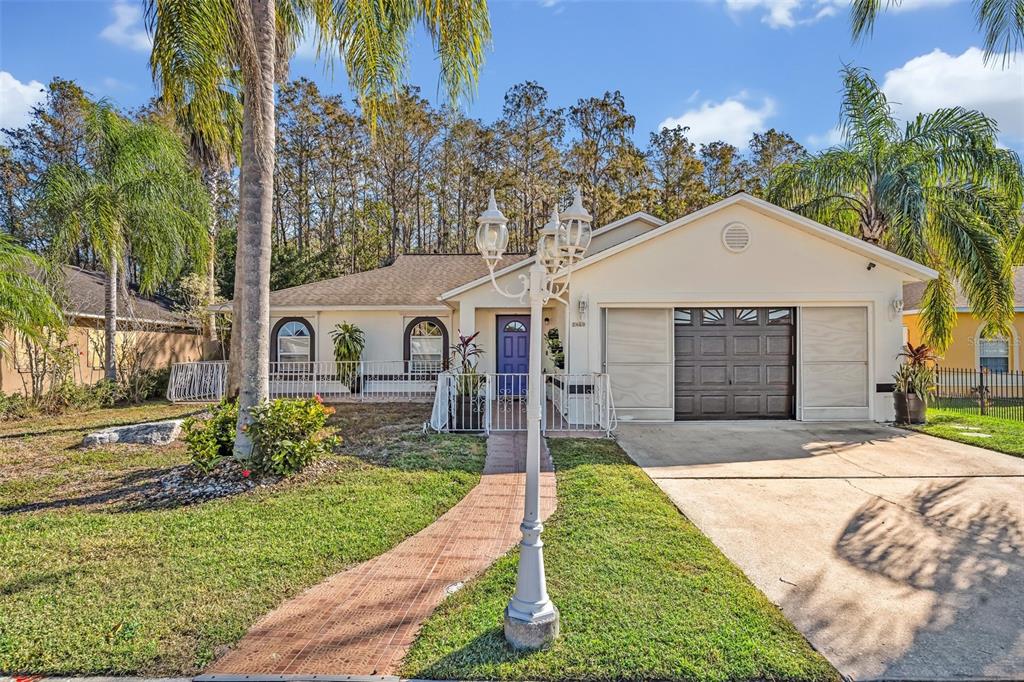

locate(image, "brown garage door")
[[674, 307, 795, 420]]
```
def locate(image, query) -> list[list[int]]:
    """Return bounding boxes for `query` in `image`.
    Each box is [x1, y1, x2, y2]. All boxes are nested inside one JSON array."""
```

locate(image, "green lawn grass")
[[0, 403, 485, 675], [907, 408, 1024, 458], [401, 438, 838, 682]]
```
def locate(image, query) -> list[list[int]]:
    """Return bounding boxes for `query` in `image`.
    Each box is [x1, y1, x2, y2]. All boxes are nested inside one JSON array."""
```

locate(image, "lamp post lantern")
[[476, 187, 592, 649]]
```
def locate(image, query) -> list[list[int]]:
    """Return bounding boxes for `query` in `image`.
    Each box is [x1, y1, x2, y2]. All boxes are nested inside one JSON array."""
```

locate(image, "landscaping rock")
[[83, 419, 184, 447]]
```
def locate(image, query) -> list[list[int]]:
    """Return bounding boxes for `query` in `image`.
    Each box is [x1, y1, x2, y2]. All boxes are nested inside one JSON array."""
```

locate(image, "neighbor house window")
[[979, 337, 1010, 373], [405, 317, 448, 373], [274, 319, 313, 365]]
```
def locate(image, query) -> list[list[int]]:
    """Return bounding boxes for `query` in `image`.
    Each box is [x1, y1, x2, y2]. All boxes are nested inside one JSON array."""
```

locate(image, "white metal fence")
[[167, 361, 615, 435], [433, 371, 614, 435], [167, 360, 440, 402], [167, 361, 227, 403]]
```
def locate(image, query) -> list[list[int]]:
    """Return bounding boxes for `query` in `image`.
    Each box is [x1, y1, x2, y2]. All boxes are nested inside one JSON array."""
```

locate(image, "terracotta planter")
[[894, 391, 926, 424]]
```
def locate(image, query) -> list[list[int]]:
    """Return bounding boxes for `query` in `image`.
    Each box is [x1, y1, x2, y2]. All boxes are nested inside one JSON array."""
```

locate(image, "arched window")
[[979, 337, 1010, 373], [504, 320, 527, 333], [404, 317, 448, 373], [272, 318, 314, 365]]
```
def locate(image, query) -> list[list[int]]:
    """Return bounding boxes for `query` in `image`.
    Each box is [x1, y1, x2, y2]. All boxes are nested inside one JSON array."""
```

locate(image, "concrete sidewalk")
[[205, 433, 556, 676]]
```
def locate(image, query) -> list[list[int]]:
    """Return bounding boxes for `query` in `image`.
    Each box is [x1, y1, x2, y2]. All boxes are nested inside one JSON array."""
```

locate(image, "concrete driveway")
[[616, 421, 1024, 681]]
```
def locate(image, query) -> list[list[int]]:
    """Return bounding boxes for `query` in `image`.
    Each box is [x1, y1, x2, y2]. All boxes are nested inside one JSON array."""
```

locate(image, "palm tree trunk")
[[226, 164, 244, 396], [205, 172, 219, 345], [233, 0, 275, 459], [104, 259, 118, 382]]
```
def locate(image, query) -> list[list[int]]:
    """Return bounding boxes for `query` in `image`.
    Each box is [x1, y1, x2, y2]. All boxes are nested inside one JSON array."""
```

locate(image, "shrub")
[[182, 399, 239, 473], [249, 397, 337, 476], [36, 379, 117, 414], [0, 392, 31, 421]]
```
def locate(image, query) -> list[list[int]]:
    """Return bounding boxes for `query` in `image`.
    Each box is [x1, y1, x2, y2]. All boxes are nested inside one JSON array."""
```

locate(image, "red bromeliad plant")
[[451, 331, 483, 372], [897, 342, 941, 369], [451, 331, 484, 395]]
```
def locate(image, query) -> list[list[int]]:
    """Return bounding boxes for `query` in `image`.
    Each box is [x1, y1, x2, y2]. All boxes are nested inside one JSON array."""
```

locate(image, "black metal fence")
[[933, 366, 1024, 420]]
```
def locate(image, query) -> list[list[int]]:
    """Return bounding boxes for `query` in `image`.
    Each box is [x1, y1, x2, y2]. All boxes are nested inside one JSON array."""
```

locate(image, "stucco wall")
[[269, 309, 453, 367], [1, 319, 206, 396], [565, 202, 917, 422], [904, 311, 1024, 370]]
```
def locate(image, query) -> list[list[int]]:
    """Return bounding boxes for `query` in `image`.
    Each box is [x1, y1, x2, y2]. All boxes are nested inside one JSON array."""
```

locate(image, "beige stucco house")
[[2, 265, 209, 396], [211, 193, 936, 422]]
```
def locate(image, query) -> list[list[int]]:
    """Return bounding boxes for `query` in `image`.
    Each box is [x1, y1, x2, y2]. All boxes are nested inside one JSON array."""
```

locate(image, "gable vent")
[[722, 222, 751, 253]]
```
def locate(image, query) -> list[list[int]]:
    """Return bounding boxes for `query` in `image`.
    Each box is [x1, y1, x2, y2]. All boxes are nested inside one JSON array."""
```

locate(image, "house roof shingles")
[[266, 253, 530, 308], [61, 265, 187, 325], [903, 267, 1024, 310]]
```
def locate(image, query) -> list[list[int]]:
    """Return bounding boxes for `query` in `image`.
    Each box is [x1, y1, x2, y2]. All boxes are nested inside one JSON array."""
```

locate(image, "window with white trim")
[[277, 320, 312, 364], [979, 337, 1010, 373], [409, 320, 444, 372]]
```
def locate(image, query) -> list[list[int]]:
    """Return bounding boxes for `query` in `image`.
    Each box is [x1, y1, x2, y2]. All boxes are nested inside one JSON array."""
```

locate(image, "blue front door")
[[497, 315, 529, 395]]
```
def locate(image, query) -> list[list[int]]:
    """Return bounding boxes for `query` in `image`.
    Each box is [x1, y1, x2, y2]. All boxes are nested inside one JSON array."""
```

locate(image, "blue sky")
[[1, 0, 1022, 151]]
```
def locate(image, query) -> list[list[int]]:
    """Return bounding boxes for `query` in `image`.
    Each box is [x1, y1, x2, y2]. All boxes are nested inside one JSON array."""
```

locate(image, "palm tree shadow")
[[786, 478, 1024, 677]]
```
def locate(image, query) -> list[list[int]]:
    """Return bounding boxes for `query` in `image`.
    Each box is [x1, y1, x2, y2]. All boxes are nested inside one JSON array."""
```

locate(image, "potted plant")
[[893, 342, 939, 424], [545, 328, 564, 370], [450, 331, 486, 431], [330, 322, 365, 393]]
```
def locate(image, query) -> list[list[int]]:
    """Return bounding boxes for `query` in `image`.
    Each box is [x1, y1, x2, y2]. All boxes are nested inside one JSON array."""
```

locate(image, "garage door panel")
[[734, 365, 762, 384], [766, 364, 793, 385], [766, 335, 793, 355], [799, 306, 869, 416], [734, 336, 761, 354], [606, 308, 672, 361], [767, 395, 793, 416], [803, 362, 868, 407], [608, 363, 673, 409], [700, 336, 727, 355], [675, 307, 795, 420], [674, 365, 695, 385], [700, 365, 728, 384], [734, 395, 761, 414], [675, 337, 695, 356], [800, 307, 867, 362], [700, 395, 728, 415]]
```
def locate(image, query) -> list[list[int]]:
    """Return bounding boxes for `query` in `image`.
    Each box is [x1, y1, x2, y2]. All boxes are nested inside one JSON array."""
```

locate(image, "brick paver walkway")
[[205, 432, 556, 676]]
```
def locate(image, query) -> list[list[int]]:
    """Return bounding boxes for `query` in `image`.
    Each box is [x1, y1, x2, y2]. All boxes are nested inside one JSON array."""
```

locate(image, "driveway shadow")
[[784, 477, 1024, 678]]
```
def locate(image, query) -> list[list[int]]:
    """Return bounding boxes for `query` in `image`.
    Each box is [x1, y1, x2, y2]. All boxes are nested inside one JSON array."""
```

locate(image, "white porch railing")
[[430, 372, 614, 435], [167, 360, 441, 402], [167, 361, 227, 402]]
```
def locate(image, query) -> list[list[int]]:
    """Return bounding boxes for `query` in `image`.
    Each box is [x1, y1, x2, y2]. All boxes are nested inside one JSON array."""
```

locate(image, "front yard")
[[402, 438, 838, 682], [0, 401, 485, 675], [906, 408, 1024, 458]]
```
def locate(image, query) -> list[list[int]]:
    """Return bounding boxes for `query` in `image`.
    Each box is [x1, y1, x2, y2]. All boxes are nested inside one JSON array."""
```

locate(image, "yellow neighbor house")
[[903, 269, 1024, 372]]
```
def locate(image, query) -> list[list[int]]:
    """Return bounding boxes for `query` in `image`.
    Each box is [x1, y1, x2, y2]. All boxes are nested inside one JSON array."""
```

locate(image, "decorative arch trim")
[[973, 320, 1019, 371], [404, 316, 449, 369], [271, 317, 316, 363]]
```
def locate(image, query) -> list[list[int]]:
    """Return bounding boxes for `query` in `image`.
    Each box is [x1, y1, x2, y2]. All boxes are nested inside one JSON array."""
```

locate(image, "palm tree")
[[0, 234, 63, 358], [770, 67, 1024, 352], [851, 0, 1023, 63], [42, 100, 209, 381], [162, 74, 242, 347], [146, 0, 492, 458]]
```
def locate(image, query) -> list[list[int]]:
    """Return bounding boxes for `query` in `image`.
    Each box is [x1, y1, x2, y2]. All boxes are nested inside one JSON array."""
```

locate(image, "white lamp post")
[[475, 187, 592, 649]]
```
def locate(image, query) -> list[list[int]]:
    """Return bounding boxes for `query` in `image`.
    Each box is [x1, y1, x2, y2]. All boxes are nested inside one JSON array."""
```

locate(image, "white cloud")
[[0, 71, 45, 129], [806, 125, 843, 149], [659, 91, 777, 146], [725, 0, 959, 29], [882, 47, 1024, 141], [100, 0, 152, 52]]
